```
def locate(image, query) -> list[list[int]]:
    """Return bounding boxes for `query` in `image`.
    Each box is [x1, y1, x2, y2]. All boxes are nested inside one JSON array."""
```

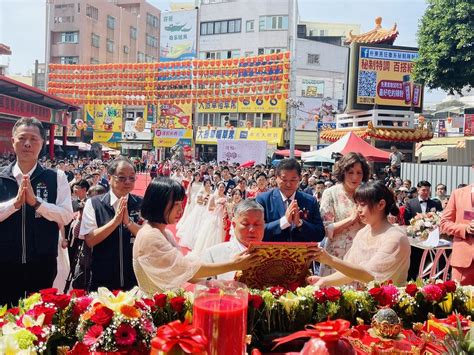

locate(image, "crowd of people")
[[0, 116, 473, 307]]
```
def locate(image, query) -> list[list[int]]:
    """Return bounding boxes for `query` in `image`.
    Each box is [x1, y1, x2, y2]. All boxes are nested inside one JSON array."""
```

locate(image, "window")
[[258, 47, 284, 55], [61, 31, 78, 43], [244, 51, 253, 57], [91, 33, 100, 48], [146, 13, 159, 28], [146, 34, 158, 48], [137, 52, 145, 62], [200, 19, 241, 35], [259, 15, 288, 31], [246, 20, 254, 32], [86, 4, 98, 20], [55, 3, 73, 9], [60, 56, 79, 64], [258, 48, 264, 55], [319, 29, 328, 36], [90, 57, 99, 64], [123, 45, 129, 54], [307, 53, 320, 65], [107, 15, 115, 29], [106, 39, 114, 53], [130, 26, 137, 39], [54, 16, 74, 23]]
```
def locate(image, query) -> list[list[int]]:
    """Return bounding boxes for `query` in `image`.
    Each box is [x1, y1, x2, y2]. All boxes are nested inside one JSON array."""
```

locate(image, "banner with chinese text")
[[195, 126, 284, 146], [153, 128, 193, 147], [84, 103, 123, 132], [160, 10, 197, 61], [157, 103, 192, 129]]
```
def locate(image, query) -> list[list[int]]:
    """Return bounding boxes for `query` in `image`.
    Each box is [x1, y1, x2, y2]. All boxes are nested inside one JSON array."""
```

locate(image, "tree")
[[414, 0, 473, 95]]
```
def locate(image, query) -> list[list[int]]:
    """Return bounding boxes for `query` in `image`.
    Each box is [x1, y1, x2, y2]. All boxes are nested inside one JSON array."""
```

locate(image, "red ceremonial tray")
[[236, 242, 316, 289]]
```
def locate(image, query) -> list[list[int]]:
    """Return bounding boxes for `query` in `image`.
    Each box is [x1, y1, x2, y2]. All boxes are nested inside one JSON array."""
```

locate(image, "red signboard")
[[0, 94, 52, 122], [465, 114, 474, 136]]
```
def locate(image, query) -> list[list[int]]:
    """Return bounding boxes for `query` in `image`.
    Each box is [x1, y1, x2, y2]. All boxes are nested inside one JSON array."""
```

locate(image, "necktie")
[[420, 200, 427, 204], [286, 199, 292, 209]]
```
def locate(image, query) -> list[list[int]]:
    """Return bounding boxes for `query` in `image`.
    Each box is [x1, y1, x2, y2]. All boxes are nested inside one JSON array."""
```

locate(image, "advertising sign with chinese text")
[[295, 97, 338, 131], [195, 126, 284, 146], [217, 140, 267, 165], [296, 77, 324, 98], [153, 128, 193, 147], [160, 10, 197, 62], [347, 43, 423, 112], [157, 103, 192, 129], [197, 99, 238, 113], [465, 114, 474, 136], [84, 103, 123, 132]]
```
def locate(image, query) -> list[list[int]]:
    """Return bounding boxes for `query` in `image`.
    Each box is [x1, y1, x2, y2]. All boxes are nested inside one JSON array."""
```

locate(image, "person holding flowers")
[[133, 177, 259, 295], [308, 181, 411, 287]]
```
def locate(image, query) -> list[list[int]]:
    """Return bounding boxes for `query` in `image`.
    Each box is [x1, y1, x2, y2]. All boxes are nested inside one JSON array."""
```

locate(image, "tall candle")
[[193, 281, 248, 355]]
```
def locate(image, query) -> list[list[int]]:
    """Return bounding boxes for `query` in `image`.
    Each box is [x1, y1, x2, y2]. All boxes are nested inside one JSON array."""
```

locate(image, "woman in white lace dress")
[[133, 178, 255, 295], [318, 153, 370, 276], [176, 172, 202, 233], [178, 178, 213, 249], [193, 182, 227, 255]]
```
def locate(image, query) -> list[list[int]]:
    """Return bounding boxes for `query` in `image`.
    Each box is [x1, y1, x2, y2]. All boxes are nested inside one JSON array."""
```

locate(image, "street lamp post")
[[286, 97, 303, 159]]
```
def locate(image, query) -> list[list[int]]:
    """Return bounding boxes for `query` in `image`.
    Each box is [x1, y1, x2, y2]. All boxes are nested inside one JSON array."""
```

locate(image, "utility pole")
[[288, 0, 297, 159]]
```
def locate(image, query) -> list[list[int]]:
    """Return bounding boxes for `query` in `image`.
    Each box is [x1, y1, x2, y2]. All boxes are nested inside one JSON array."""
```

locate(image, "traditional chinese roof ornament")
[[0, 43, 12, 55], [345, 17, 398, 45]]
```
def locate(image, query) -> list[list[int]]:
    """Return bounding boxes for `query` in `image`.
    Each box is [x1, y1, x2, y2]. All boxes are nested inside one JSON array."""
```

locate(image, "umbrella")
[[275, 149, 303, 158], [240, 160, 255, 168]]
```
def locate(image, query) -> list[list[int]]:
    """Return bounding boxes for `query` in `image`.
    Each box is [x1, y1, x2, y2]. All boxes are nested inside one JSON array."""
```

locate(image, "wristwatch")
[[34, 197, 43, 210]]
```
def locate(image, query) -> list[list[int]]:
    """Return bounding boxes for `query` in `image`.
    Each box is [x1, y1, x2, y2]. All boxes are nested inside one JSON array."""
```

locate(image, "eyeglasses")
[[112, 175, 136, 183]]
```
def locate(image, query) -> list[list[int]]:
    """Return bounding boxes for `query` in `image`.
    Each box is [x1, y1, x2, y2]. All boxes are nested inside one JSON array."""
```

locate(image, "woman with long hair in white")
[[178, 178, 213, 249], [176, 172, 202, 233], [192, 181, 227, 255]]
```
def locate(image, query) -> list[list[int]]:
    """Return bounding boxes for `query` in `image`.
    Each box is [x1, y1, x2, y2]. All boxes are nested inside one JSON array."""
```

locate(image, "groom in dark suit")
[[404, 180, 443, 281], [256, 159, 325, 242]]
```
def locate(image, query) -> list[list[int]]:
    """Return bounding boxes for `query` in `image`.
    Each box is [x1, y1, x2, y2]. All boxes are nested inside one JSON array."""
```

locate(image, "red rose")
[[39, 288, 58, 296], [115, 323, 137, 346], [422, 284, 445, 303], [70, 342, 90, 355], [153, 293, 167, 308], [287, 281, 300, 292], [73, 297, 93, 319], [90, 305, 114, 326], [7, 307, 20, 316], [136, 298, 154, 310], [249, 294, 264, 309], [405, 283, 418, 297], [29, 305, 56, 325], [323, 287, 342, 302], [42, 294, 71, 310], [169, 296, 186, 313], [313, 290, 327, 303], [112, 290, 121, 296], [443, 280, 456, 293], [29, 325, 45, 342], [70, 289, 87, 298]]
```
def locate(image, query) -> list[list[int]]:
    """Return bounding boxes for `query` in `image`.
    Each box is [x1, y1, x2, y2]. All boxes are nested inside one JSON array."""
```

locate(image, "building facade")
[[46, 0, 161, 66]]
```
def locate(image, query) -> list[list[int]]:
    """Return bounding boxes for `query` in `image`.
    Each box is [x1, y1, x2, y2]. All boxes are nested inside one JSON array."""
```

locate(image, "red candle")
[[193, 294, 248, 355]]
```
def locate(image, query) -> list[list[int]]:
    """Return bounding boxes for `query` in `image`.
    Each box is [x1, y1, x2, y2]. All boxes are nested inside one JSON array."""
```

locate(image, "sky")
[[0, 0, 447, 104]]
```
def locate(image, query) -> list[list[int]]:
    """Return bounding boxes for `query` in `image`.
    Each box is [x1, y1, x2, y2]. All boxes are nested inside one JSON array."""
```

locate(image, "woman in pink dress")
[[309, 181, 410, 287], [319, 153, 370, 276]]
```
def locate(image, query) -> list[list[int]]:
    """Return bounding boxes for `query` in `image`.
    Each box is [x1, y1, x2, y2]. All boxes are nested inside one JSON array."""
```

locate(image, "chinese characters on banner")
[[465, 114, 474, 136], [195, 126, 284, 146], [159, 10, 197, 61], [351, 44, 423, 110], [153, 128, 193, 147], [84, 103, 123, 132], [157, 103, 192, 129], [217, 140, 267, 165], [197, 98, 287, 120]]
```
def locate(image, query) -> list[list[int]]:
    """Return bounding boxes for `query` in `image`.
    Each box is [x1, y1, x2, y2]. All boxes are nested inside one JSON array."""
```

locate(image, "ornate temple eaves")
[[345, 17, 399, 45], [320, 127, 434, 143]]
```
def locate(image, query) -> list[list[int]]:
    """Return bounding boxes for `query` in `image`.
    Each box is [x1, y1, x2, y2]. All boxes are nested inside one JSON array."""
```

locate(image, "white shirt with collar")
[[418, 197, 429, 213], [79, 190, 129, 239], [201, 235, 246, 280], [0, 162, 74, 225], [279, 190, 296, 230]]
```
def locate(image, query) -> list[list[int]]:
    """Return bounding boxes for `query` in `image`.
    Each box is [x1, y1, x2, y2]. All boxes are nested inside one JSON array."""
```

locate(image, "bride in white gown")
[[193, 182, 227, 256], [176, 172, 202, 232], [178, 179, 213, 249]]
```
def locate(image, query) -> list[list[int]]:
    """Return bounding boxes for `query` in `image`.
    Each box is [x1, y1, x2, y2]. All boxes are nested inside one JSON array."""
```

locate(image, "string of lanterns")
[[48, 52, 290, 106]]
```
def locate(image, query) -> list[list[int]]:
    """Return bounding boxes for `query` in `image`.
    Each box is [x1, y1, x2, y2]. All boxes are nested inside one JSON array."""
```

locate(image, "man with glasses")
[[79, 156, 142, 291], [256, 159, 324, 242]]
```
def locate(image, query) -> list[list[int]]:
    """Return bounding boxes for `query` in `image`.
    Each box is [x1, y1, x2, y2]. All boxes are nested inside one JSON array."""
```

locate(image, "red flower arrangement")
[[369, 284, 400, 307]]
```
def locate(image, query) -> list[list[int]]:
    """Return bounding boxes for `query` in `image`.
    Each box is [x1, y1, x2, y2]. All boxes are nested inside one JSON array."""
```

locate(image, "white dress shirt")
[[418, 197, 428, 213], [79, 190, 128, 239], [279, 190, 296, 230], [0, 163, 74, 226]]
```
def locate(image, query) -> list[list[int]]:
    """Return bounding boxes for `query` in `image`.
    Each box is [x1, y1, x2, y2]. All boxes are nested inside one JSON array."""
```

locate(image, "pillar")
[[49, 125, 55, 160]]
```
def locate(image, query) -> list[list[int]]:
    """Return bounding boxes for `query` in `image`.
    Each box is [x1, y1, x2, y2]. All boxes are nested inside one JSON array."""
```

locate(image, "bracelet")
[[125, 220, 133, 228]]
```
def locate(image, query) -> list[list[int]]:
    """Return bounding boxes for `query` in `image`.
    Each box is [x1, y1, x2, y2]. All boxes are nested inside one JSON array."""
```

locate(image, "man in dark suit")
[[404, 180, 443, 281], [256, 159, 325, 242]]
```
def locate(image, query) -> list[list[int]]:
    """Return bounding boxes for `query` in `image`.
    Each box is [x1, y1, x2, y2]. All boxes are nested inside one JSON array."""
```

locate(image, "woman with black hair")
[[309, 181, 410, 287], [133, 178, 256, 295]]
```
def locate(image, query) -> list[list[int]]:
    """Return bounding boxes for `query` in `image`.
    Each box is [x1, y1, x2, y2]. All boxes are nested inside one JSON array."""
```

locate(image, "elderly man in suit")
[[202, 199, 265, 280], [404, 180, 443, 281], [440, 183, 474, 285], [256, 159, 325, 243]]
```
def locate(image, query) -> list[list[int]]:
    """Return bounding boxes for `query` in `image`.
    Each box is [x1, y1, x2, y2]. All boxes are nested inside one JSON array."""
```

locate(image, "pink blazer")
[[440, 185, 474, 268]]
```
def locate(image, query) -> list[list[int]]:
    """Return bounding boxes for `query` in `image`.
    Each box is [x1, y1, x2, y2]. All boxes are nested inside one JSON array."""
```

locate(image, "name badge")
[[463, 210, 474, 221]]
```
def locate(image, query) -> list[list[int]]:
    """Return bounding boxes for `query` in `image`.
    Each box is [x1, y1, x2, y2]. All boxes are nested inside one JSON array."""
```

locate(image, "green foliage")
[[414, 0, 474, 94]]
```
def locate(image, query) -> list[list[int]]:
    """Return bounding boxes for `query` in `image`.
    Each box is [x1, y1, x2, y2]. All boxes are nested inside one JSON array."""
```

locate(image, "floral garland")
[[0, 280, 472, 353]]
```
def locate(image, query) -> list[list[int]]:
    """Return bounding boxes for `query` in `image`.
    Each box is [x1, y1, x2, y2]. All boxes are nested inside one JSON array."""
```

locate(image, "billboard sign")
[[160, 10, 197, 61], [296, 77, 324, 98], [217, 140, 267, 165], [347, 43, 423, 112]]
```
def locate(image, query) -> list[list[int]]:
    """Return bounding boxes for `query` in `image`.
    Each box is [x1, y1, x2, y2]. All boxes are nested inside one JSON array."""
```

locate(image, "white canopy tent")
[[301, 133, 353, 163]]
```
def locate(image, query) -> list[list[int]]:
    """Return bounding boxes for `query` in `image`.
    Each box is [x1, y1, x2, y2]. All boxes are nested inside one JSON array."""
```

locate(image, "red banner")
[[0, 94, 52, 122], [464, 114, 474, 136]]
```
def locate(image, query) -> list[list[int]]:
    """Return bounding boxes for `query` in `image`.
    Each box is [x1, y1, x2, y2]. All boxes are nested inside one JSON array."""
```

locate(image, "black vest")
[[90, 192, 142, 291], [0, 162, 59, 263]]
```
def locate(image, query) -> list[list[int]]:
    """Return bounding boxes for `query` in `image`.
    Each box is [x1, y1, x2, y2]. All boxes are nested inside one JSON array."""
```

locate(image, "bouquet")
[[74, 287, 155, 353], [407, 211, 441, 241]]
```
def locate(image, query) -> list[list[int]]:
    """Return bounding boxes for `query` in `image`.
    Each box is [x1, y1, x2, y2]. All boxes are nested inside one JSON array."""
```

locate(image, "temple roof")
[[345, 17, 398, 45], [320, 126, 433, 143]]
